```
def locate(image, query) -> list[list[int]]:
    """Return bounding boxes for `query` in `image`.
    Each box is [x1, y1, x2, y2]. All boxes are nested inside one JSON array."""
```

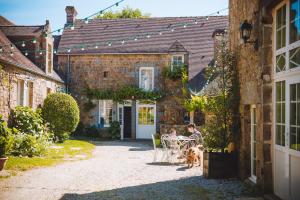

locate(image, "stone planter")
[[0, 157, 8, 171], [203, 151, 237, 179]]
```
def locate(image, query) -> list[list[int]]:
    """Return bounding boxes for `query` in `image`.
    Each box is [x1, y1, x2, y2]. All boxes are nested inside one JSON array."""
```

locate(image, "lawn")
[[4, 140, 95, 172]]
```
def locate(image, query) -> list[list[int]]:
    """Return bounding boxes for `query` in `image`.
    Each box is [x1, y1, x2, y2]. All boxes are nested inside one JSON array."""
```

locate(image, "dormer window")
[[171, 55, 184, 71]]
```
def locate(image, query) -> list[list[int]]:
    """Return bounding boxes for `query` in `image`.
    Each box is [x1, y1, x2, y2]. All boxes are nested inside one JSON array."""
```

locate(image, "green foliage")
[[11, 130, 52, 157], [183, 96, 207, 112], [10, 106, 47, 136], [108, 121, 121, 139], [85, 85, 164, 103], [95, 6, 150, 19], [83, 100, 97, 112], [0, 115, 14, 157], [162, 64, 187, 80], [42, 93, 80, 142]]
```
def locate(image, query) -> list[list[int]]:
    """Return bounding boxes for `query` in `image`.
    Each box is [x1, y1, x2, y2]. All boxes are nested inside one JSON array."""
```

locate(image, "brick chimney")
[[65, 6, 77, 25]]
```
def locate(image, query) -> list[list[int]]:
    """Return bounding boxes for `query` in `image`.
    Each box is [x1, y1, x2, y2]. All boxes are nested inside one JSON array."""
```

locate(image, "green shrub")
[[85, 125, 100, 138], [11, 130, 51, 157], [0, 115, 14, 157], [10, 106, 46, 136], [108, 121, 120, 139], [42, 93, 80, 142]]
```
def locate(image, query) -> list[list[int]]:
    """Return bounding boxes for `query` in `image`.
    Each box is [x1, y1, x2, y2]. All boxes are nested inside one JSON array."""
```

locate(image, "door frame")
[[118, 101, 132, 140], [136, 101, 156, 139], [250, 105, 257, 183]]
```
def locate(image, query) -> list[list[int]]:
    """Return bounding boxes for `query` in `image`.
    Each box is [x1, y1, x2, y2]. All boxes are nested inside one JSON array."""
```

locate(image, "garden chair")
[[151, 134, 159, 162], [161, 134, 181, 164]]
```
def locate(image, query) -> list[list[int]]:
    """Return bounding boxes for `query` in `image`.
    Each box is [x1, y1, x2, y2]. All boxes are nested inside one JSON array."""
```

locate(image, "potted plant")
[[0, 114, 13, 171]]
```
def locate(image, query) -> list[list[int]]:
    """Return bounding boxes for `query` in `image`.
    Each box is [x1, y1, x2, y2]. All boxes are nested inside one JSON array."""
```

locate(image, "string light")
[[22, 42, 25, 47], [10, 44, 14, 50], [81, 47, 85, 51], [53, 49, 57, 54], [39, 50, 43, 55], [0, 46, 2, 52], [25, 51, 28, 56], [2, 7, 227, 55], [10, 52, 13, 56], [84, 18, 89, 24]]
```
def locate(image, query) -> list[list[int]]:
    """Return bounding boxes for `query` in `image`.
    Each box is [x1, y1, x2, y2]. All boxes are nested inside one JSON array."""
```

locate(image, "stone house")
[[0, 17, 65, 120], [229, 0, 300, 199], [56, 6, 228, 139]]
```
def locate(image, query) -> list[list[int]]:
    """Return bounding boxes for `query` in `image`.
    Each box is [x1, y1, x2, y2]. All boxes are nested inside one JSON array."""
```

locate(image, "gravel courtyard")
[[0, 141, 258, 200]]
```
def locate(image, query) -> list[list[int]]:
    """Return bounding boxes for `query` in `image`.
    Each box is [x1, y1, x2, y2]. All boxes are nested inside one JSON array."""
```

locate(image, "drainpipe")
[[66, 54, 70, 93]]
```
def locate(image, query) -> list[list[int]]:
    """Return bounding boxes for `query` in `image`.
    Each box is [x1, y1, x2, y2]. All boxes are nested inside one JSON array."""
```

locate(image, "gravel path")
[[0, 141, 257, 200]]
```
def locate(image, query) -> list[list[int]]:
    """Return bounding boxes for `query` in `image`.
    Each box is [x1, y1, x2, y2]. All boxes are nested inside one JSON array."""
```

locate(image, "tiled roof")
[[0, 16, 14, 26], [0, 25, 45, 37], [0, 30, 63, 83], [58, 16, 228, 79]]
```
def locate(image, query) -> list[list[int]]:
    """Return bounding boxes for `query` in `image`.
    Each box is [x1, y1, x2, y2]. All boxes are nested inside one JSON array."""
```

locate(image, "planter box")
[[203, 151, 237, 179]]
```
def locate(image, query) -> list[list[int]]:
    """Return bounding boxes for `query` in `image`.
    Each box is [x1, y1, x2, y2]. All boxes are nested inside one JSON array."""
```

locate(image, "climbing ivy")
[[84, 85, 165, 103], [162, 64, 187, 81]]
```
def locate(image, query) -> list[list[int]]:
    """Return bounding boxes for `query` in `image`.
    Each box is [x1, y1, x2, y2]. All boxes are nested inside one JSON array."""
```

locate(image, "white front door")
[[136, 102, 156, 139]]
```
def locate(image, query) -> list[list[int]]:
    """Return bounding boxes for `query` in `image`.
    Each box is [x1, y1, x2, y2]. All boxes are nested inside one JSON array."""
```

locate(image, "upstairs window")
[[139, 67, 154, 91], [17, 80, 25, 106], [171, 55, 184, 71]]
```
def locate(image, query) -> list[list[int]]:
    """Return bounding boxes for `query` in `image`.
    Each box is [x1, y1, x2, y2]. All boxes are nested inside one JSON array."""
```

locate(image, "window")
[[275, 1, 300, 73], [17, 80, 25, 106], [28, 82, 33, 108], [47, 87, 52, 95], [99, 100, 113, 127], [276, 81, 286, 146], [103, 71, 109, 78], [171, 55, 184, 70], [290, 83, 300, 151], [47, 44, 52, 74], [138, 107, 154, 125], [118, 107, 123, 125], [139, 67, 154, 91], [250, 105, 257, 182]]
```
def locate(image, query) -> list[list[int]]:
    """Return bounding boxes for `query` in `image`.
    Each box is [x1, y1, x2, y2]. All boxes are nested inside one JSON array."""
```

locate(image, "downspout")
[[67, 54, 70, 93]]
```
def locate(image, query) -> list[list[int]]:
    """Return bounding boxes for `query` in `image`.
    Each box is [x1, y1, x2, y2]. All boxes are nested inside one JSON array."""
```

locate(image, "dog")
[[186, 145, 202, 168]]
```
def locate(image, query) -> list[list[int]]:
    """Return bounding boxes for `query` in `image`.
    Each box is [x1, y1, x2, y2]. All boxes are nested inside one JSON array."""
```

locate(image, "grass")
[[4, 140, 95, 172]]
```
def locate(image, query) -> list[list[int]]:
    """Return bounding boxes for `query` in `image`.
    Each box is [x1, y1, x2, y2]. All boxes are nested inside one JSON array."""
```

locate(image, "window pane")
[[140, 68, 153, 91], [138, 106, 154, 125], [290, 47, 300, 69], [276, 81, 286, 146], [276, 5, 287, 49], [276, 53, 286, 72], [290, 0, 300, 44]]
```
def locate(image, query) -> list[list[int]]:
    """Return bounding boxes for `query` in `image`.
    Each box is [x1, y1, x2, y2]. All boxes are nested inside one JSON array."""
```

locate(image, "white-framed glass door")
[[136, 102, 156, 139], [274, 1, 300, 199], [250, 105, 257, 183]]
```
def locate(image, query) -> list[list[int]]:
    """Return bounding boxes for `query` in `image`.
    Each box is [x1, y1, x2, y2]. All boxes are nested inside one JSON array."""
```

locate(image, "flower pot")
[[0, 157, 8, 171], [203, 151, 237, 179]]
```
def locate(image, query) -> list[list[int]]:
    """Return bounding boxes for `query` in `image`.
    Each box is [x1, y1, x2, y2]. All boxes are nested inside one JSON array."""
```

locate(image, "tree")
[[95, 6, 150, 19]]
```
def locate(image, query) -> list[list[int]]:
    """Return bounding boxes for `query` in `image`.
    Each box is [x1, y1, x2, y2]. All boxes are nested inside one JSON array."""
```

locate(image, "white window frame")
[[171, 55, 184, 71], [139, 67, 154, 91], [17, 79, 25, 106], [99, 100, 113, 128], [250, 105, 257, 183]]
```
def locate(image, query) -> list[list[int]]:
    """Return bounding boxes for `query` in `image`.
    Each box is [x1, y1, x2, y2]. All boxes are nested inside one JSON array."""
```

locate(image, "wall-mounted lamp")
[[240, 20, 259, 50]]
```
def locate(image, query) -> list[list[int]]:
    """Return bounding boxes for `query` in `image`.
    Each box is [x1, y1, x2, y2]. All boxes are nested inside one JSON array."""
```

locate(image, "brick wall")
[[0, 63, 64, 120], [57, 54, 186, 127], [229, 0, 274, 193]]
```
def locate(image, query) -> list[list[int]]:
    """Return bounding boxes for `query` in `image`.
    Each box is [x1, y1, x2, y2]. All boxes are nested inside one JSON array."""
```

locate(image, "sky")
[[0, 0, 228, 31]]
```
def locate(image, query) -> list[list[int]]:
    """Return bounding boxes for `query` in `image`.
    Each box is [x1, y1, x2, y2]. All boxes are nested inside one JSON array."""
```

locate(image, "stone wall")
[[0, 63, 64, 120], [57, 54, 186, 127], [229, 0, 274, 194]]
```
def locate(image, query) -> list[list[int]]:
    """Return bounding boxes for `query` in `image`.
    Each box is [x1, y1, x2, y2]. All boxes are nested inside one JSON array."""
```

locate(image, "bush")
[[10, 106, 47, 136], [108, 121, 120, 139], [11, 130, 51, 157], [42, 93, 80, 142], [0, 115, 14, 157]]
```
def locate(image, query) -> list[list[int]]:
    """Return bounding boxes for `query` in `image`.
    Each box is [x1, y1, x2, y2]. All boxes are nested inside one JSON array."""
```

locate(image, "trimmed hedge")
[[42, 93, 80, 142]]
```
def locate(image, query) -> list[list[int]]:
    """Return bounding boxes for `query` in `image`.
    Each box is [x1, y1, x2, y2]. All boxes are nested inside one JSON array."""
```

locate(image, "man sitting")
[[187, 123, 203, 146]]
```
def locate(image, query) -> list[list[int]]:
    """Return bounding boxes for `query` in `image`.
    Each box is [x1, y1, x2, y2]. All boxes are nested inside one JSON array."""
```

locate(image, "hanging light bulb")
[[32, 38, 37, 44], [25, 51, 28, 56], [108, 42, 112, 47], [10, 51, 13, 56], [81, 47, 85, 51], [84, 18, 89, 24], [53, 49, 57, 54], [206, 16, 209, 21], [95, 45, 99, 49], [159, 32, 163, 35], [194, 20, 198, 24], [39, 50, 43, 55], [134, 37, 138, 41], [22, 42, 26, 47], [171, 28, 174, 32], [121, 40, 125, 45], [67, 48, 71, 53], [183, 24, 187, 28], [147, 34, 151, 38], [70, 24, 75, 30], [0, 46, 2, 52], [10, 44, 14, 50]]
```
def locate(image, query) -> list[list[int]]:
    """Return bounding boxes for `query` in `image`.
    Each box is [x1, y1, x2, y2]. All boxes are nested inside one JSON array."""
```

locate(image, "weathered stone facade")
[[229, 0, 279, 194], [0, 63, 64, 120], [57, 54, 187, 135]]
